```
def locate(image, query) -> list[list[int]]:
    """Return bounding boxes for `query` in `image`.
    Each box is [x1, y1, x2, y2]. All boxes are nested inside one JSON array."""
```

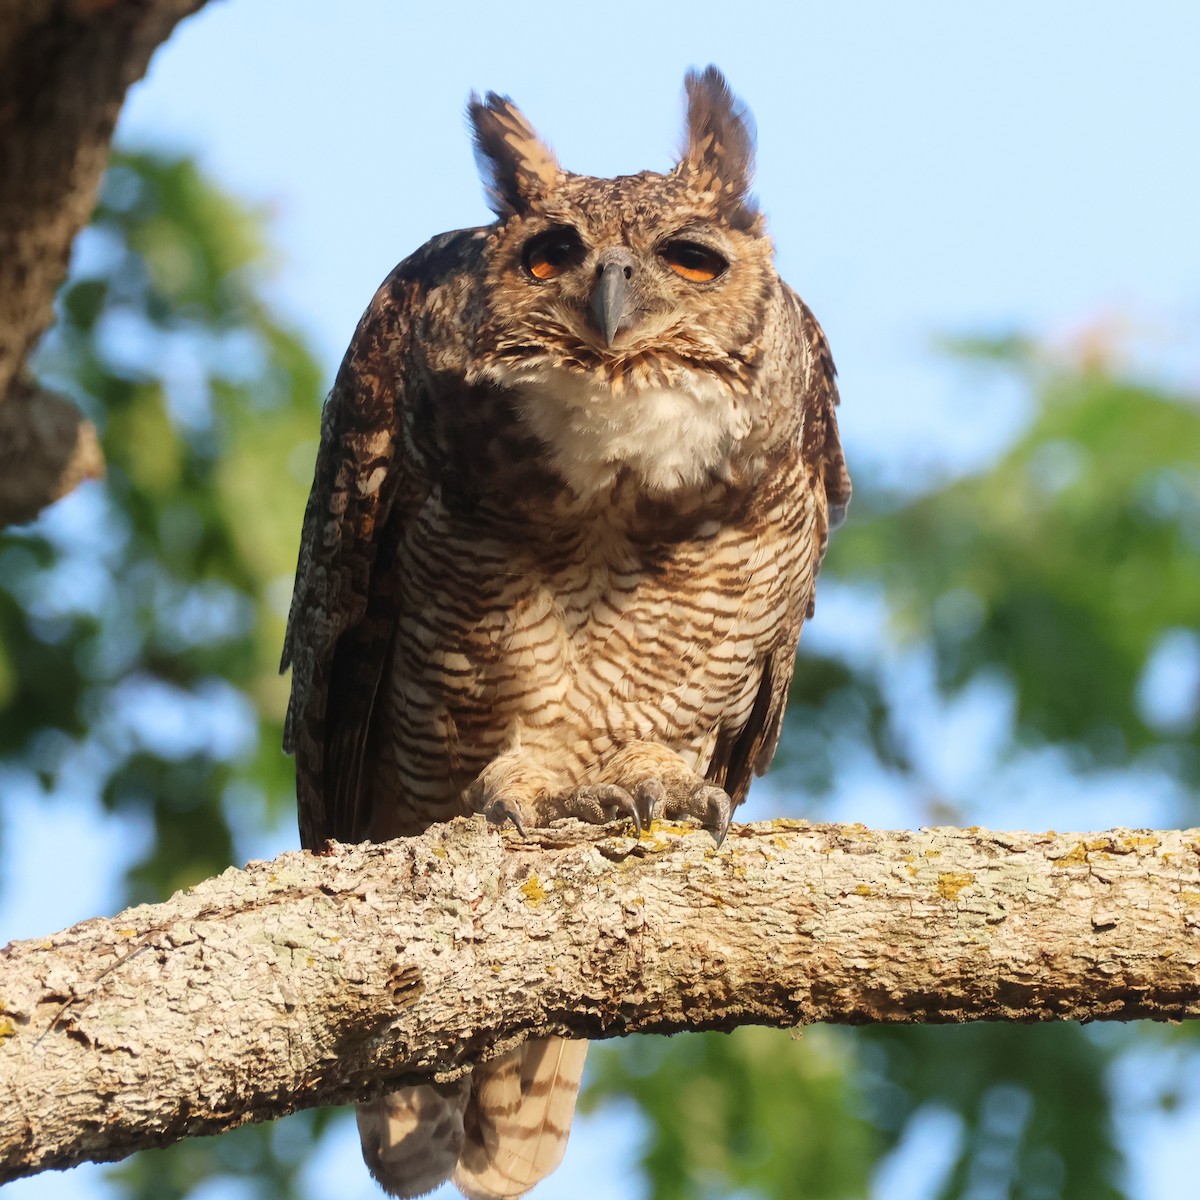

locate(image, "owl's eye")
[[523, 228, 584, 281], [660, 240, 728, 283]]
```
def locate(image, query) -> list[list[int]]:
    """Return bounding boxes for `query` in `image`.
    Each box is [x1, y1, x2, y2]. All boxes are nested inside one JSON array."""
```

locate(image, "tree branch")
[[0, 0, 208, 526], [2, 818, 1198, 1180]]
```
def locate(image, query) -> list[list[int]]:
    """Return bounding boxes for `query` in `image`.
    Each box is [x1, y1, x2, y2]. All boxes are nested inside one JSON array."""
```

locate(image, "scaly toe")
[[565, 783, 642, 835]]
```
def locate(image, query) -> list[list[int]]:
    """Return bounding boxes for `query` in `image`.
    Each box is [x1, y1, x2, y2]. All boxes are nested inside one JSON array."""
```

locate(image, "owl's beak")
[[589, 249, 638, 347]]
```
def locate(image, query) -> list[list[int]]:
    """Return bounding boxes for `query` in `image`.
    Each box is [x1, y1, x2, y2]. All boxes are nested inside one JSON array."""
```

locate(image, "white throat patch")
[[490, 364, 752, 497]]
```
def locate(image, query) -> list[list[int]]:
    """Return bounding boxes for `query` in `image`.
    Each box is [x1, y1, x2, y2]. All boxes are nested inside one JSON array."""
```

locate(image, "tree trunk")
[[1, 817, 1197, 1181], [0, 0, 208, 526]]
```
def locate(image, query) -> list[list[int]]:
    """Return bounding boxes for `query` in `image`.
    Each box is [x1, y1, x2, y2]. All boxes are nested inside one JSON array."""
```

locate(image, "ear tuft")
[[676, 66, 758, 225], [468, 92, 560, 217]]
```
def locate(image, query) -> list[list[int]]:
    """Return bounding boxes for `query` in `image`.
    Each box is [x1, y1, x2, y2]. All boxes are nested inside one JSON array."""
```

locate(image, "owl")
[[282, 66, 850, 1199]]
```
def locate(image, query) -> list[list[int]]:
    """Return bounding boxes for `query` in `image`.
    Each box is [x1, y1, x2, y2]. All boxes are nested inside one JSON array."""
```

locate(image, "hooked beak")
[[589, 248, 638, 347]]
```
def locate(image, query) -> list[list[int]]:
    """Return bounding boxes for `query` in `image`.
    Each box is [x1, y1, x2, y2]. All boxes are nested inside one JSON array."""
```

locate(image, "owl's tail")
[[357, 1037, 588, 1200]]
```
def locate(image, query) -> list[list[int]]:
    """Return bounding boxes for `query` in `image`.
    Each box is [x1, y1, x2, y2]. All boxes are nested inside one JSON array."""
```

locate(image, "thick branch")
[[0, 0, 207, 525], [2, 819, 1199, 1180]]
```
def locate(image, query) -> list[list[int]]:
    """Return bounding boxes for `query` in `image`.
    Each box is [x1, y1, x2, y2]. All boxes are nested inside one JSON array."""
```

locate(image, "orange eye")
[[523, 228, 584, 281], [660, 239, 728, 283]]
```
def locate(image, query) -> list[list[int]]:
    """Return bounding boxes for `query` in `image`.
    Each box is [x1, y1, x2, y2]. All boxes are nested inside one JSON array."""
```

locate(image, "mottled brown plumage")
[[282, 66, 849, 1199]]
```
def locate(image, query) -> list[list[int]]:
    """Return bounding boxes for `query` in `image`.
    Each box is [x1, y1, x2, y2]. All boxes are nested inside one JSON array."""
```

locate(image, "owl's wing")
[[709, 288, 850, 804], [792, 292, 852, 538], [281, 229, 488, 849]]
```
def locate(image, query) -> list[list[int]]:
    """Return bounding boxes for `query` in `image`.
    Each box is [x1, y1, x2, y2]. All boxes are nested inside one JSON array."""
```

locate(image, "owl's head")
[[469, 67, 776, 389], [466, 68, 800, 497]]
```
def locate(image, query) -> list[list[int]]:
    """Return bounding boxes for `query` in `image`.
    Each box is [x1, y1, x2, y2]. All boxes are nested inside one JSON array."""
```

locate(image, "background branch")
[[0, 0, 207, 525], [2, 818, 1197, 1183]]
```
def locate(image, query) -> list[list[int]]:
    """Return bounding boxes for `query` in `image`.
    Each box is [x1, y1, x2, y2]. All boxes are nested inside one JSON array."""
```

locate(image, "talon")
[[633, 777, 667, 830], [616, 786, 644, 838], [485, 797, 529, 838], [594, 782, 643, 836], [694, 784, 734, 847]]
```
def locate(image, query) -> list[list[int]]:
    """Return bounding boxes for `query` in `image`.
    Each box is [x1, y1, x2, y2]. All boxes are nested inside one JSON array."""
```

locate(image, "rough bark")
[[0, 0, 208, 526], [2, 817, 1199, 1181]]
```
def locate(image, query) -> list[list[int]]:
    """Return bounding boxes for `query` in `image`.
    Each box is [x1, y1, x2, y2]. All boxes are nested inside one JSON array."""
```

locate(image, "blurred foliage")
[[781, 340, 1200, 808], [858, 1023, 1124, 1200], [831, 341, 1200, 779], [0, 151, 321, 901], [585, 1026, 876, 1200], [2, 148, 1198, 1200], [106, 1108, 338, 1200]]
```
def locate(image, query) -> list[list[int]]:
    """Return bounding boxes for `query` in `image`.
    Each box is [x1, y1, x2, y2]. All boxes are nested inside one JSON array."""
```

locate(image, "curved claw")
[[693, 784, 734, 847], [633, 777, 666, 830], [484, 795, 529, 838]]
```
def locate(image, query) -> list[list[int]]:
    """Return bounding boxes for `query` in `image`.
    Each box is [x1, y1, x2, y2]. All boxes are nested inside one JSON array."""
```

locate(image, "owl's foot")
[[562, 783, 642, 836], [633, 775, 734, 845], [464, 754, 565, 836], [465, 756, 642, 837], [465, 744, 734, 843], [596, 742, 735, 846]]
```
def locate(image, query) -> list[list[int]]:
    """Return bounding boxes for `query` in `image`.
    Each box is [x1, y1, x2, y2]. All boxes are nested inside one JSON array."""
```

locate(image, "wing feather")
[[708, 290, 850, 803], [281, 228, 489, 847]]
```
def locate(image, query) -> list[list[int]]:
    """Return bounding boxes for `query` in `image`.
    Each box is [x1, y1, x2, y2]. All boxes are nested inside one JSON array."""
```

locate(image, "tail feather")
[[356, 1077, 470, 1198], [355, 1038, 587, 1200], [453, 1037, 589, 1200]]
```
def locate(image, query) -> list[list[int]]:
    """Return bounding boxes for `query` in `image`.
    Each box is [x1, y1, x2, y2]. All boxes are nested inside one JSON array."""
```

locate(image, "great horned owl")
[[282, 66, 849, 1200]]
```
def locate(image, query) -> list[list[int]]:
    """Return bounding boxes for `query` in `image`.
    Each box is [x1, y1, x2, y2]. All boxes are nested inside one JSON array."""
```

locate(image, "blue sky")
[[4, 1, 1200, 1198], [113, 0, 1200, 483]]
